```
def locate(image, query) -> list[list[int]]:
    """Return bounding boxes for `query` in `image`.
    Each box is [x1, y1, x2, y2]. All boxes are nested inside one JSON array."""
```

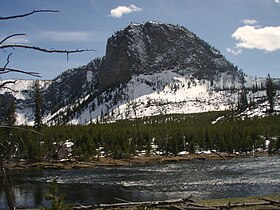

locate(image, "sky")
[[1, 0, 280, 80]]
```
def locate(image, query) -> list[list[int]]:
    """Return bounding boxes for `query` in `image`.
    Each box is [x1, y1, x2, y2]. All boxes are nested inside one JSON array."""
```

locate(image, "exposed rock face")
[[43, 58, 101, 115], [97, 21, 239, 91], [98, 32, 132, 91]]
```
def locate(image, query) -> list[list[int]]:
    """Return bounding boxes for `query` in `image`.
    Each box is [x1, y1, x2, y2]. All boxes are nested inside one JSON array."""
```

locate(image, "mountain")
[[0, 21, 279, 125], [98, 21, 241, 92]]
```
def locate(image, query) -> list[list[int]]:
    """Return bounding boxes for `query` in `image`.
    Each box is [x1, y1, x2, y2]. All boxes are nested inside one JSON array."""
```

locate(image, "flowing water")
[[0, 156, 279, 209]]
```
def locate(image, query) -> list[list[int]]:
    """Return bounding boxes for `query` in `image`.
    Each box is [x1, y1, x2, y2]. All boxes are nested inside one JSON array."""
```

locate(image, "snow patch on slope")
[[238, 94, 280, 118], [0, 80, 51, 100], [0, 80, 51, 125], [68, 71, 239, 124]]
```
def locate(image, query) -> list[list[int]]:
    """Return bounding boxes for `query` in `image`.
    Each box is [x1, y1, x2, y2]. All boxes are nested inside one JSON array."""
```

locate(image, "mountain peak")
[[126, 21, 191, 33], [98, 21, 239, 91]]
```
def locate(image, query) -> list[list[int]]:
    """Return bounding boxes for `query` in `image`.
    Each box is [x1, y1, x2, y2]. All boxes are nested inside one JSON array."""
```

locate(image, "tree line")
[[0, 111, 279, 162]]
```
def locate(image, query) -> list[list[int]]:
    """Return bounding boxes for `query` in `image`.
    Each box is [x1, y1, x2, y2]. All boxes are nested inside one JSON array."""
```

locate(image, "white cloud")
[[226, 47, 242, 56], [231, 25, 280, 52], [40, 31, 94, 42], [109, 4, 142, 18], [241, 19, 258, 25], [275, 0, 280, 4]]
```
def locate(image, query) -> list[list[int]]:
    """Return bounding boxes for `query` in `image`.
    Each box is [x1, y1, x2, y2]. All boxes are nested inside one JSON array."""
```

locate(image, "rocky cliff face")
[[97, 21, 241, 91], [1, 21, 252, 125]]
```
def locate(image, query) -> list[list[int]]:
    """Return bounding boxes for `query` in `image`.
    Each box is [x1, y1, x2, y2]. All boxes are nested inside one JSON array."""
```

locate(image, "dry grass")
[[197, 194, 280, 210]]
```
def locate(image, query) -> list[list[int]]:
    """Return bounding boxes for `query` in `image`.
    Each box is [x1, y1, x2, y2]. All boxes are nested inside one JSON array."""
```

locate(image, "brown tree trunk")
[[0, 160, 15, 210]]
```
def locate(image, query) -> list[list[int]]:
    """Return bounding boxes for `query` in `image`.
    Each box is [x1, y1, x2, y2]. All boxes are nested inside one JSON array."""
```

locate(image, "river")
[[0, 156, 279, 209]]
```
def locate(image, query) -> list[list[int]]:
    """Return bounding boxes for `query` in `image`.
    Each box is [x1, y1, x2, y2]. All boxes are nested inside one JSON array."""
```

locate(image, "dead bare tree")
[[0, 10, 93, 88], [0, 10, 94, 210]]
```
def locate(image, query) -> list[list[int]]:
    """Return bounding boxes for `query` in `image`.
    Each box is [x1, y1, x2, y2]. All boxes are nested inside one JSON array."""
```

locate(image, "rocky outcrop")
[[97, 21, 241, 91]]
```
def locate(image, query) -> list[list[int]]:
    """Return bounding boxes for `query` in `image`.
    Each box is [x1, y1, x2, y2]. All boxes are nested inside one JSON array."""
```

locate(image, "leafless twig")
[[0, 68, 40, 77], [0, 10, 59, 20], [0, 125, 43, 135], [0, 44, 94, 55], [0, 9, 95, 89], [3, 53, 12, 70], [0, 80, 16, 89], [0, 34, 26, 45]]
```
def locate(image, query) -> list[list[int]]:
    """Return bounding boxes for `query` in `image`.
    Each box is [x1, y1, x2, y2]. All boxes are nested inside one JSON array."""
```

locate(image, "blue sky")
[[1, 0, 280, 80]]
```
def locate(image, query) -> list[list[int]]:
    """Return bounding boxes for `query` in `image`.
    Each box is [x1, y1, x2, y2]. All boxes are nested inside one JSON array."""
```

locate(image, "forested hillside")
[[2, 112, 279, 162]]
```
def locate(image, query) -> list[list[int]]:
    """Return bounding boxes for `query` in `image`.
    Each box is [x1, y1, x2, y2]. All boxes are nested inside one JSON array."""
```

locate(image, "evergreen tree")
[[3, 99, 16, 126], [6, 99, 16, 126], [275, 137, 280, 151], [237, 86, 248, 112], [42, 179, 72, 210], [266, 74, 276, 113], [34, 80, 43, 129]]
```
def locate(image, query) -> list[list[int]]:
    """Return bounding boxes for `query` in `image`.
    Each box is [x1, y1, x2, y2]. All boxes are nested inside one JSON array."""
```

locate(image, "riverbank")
[[63, 194, 280, 210], [15, 194, 280, 210], [6, 151, 274, 170], [196, 194, 280, 210]]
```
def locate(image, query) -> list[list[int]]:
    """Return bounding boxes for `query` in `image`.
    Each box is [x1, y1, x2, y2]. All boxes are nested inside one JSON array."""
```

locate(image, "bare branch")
[[0, 9, 95, 91], [0, 44, 95, 54], [0, 34, 26, 45], [0, 54, 39, 90], [0, 68, 41, 77], [0, 125, 43, 135], [3, 53, 12, 69], [0, 80, 16, 89], [0, 86, 18, 92], [0, 10, 59, 20]]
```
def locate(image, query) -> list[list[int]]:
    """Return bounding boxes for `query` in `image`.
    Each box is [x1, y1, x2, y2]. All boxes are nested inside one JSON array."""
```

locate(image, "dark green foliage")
[[0, 94, 16, 126], [237, 86, 248, 112], [266, 74, 276, 113], [41, 179, 72, 210], [6, 100, 16, 126], [276, 137, 280, 151], [0, 112, 279, 162], [34, 80, 43, 129]]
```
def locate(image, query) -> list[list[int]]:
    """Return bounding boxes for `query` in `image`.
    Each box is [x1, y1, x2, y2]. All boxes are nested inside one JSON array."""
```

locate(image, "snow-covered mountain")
[[0, 21, 279, 125]]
